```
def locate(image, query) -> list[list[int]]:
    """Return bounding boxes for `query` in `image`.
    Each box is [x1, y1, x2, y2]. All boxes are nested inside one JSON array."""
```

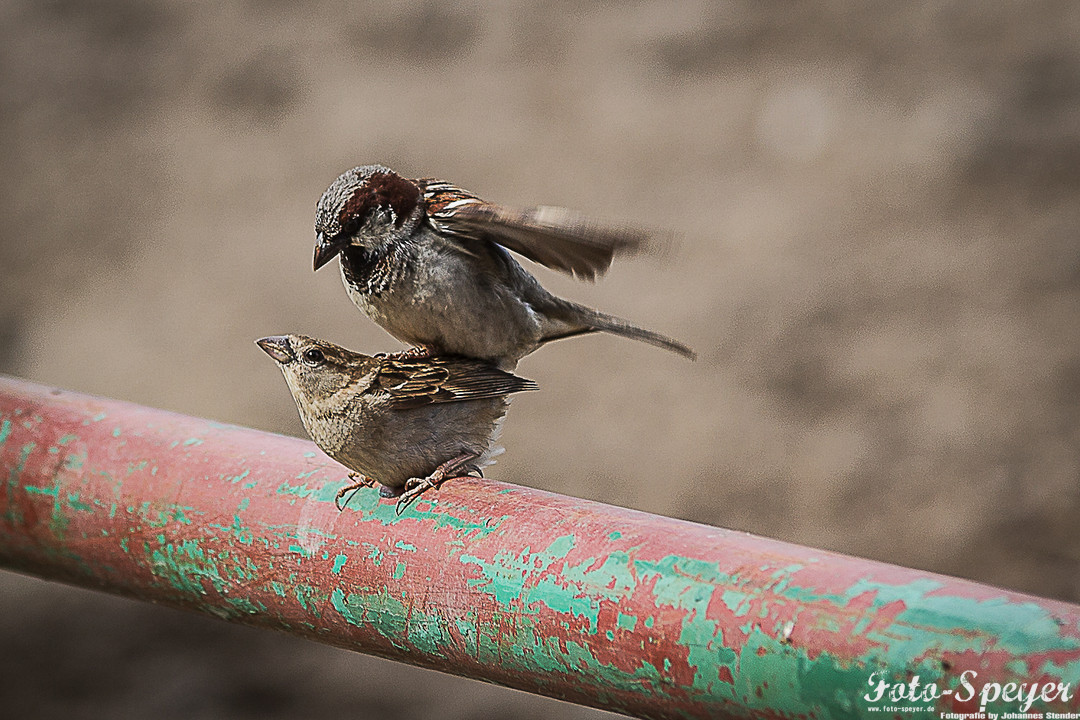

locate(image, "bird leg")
[[395, 452, 481, 514], [335, 472, 376, 511]]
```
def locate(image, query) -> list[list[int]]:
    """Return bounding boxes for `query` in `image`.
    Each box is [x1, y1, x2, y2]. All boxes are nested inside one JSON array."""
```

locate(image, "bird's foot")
[[335, 472, 376, 511], [395, 452, 480, 515]]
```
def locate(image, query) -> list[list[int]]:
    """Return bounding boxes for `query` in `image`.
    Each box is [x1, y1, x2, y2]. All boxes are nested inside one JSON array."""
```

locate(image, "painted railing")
[[1, 375, 1078, 719]]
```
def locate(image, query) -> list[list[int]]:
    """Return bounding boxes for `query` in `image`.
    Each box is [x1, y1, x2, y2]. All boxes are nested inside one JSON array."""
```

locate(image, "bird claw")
[[394, 452, 480, 515], [396, 476, 437, 514], [335, 472, 376, 511]]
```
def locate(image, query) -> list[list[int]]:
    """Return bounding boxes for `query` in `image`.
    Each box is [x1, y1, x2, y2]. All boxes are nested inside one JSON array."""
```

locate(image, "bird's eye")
[[302, 348, 326, 365]]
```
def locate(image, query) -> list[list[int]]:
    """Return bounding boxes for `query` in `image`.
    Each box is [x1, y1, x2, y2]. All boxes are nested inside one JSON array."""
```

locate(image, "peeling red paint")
[[1, 377, 1080, 720]]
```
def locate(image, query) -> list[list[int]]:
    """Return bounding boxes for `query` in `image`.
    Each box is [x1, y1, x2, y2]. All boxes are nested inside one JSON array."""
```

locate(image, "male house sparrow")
[[256, 334, 537, 512], [313, 165, 695, 369]]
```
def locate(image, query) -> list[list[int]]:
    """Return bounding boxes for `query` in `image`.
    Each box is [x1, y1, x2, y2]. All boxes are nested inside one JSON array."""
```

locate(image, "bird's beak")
[[313, 232, 348, 271], [256, 336, 295, 364]]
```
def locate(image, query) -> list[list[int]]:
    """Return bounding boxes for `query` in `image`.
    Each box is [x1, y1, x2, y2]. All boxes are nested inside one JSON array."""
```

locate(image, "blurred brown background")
[[2, 0, 1079, 717]]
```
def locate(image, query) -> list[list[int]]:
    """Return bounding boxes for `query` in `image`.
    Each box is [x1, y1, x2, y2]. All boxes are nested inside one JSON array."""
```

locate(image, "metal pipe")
[[1, 375, 1078, 719]]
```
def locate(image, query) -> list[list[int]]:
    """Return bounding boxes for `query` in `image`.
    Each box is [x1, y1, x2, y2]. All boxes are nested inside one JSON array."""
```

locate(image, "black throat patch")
[[340, 245, 401, 297]]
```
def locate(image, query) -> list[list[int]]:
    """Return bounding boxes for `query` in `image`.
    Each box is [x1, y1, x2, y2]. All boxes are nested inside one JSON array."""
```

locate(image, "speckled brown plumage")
[[256, 334, 537, 510]]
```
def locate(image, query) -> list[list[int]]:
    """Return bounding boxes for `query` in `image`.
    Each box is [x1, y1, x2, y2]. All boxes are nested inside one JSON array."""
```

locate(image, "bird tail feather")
[[541, 301, 696, 360]]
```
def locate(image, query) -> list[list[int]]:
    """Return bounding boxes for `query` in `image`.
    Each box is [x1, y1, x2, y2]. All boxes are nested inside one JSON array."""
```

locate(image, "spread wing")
[[417, 178, 652, 281], [376, 357, 538, 410]]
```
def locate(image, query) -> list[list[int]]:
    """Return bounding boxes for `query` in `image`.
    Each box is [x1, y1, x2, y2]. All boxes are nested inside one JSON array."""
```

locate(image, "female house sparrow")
[[313, 165, 695, 369], [256, 334, 537, 512]]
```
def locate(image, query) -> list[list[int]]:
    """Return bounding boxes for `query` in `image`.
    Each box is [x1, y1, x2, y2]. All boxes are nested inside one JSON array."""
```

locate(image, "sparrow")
[[313, 165, 695, 369], [256, 334, 537, 512]]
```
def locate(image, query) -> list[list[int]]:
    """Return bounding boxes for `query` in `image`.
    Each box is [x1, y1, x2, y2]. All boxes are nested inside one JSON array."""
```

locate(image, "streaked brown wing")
[[417, 178, 650, 281], [377, 356, 538, 410]]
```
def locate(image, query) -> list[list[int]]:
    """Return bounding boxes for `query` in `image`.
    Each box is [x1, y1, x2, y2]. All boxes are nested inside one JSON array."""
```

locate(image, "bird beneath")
[[256, 334, 537, 513], [313, 164, 695, 370]]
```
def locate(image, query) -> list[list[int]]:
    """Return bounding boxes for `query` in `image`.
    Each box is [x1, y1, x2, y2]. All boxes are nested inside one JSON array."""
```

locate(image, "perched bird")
[[313, 164, 695, 369], [256, 334, 537, 512]]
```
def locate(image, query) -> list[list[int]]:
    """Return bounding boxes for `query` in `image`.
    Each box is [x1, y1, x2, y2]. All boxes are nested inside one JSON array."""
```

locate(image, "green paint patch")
[[112, 427, 122, 437], [0, 418, 11, 446], [58, 433, 79, 445], [66, 493, 94, 512], [394, 540, 417, 552], [332, 554, 348, 574], [149, 538, 222, 596], [544, 534, 576, 559], [182, 437, 204, 447], [145, 539, 274, 620], [527, 574, 603, 632], [125, 460, 148, 476], [294, 584, 329, 614], [459, 548, 747, 702], [722, 589, 750, 615], [5, 441, 36, 525], [208, 515, 255, 546], [24, 484, 59, 497], [461, 538, 629, 634], [392, 561, 406, 580], [453, 616, 477, 649], [345, 488, 509, 538], [276, 480, 339, 504], [364, 544, 384, 566], [637, 555, 734, 697], [739, 627, 889, 718], [608, 531, 622, 540], [461, 549, 536, 605], [563, 551, 636, 599], [330, 588, 450, 659], [225, 467, 257, 488], [135, 501, 199, 529]]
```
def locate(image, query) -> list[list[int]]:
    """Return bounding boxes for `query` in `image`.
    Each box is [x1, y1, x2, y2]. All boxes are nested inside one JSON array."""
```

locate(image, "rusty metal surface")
[[1, 375, 1078, 719]]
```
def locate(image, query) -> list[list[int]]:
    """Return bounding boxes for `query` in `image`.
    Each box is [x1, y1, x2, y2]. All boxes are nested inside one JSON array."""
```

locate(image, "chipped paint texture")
[[1, 377, 1079, 720]]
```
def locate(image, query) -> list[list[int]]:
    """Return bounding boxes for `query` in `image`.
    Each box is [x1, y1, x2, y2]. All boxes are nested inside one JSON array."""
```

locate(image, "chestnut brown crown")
[[313, 165, 425, 270]]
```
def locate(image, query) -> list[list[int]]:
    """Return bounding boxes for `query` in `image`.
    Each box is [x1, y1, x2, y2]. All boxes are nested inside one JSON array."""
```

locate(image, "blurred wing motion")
[[419, 178, 651, 281], [376, 357, 538, 410]]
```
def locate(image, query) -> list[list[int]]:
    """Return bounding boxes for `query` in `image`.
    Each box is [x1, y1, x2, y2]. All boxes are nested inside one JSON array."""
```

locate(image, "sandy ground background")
[[1, 1, 1079, 717]]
